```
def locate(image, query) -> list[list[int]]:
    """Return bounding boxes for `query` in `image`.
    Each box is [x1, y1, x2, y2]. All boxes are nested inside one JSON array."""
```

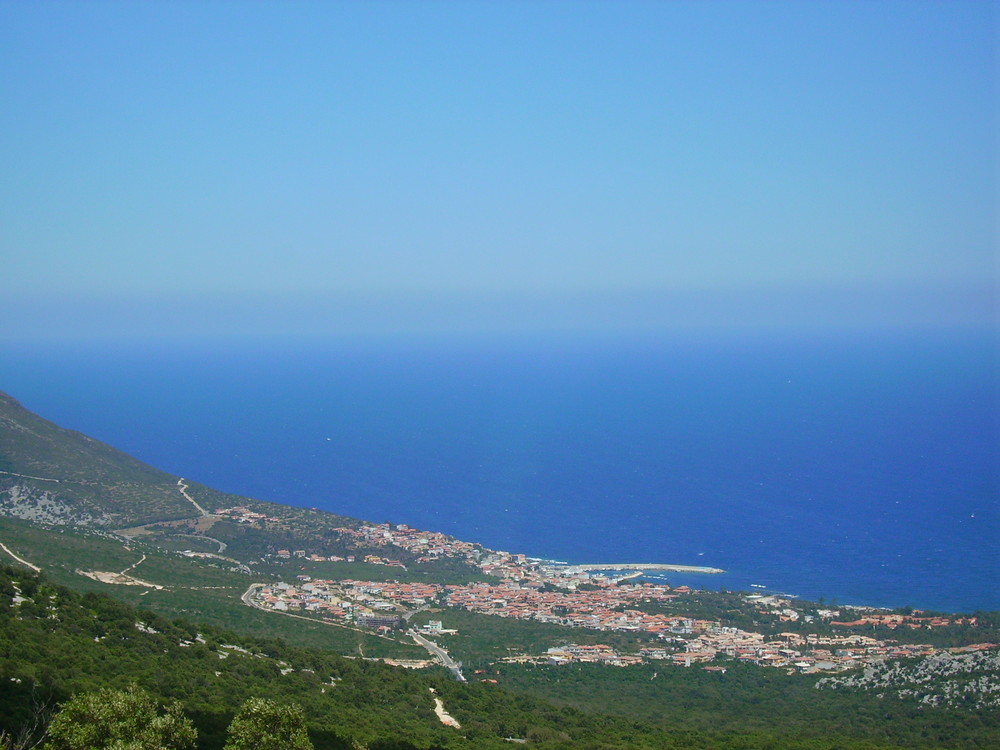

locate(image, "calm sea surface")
[[2, 330, 997, 613]]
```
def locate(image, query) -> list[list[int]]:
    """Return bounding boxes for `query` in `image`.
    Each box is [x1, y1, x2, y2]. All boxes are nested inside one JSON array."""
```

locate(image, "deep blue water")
[[2, 329, 997, 613]]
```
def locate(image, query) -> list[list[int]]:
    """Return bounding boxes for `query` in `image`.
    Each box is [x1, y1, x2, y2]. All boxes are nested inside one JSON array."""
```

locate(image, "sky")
[[1, 0, 996, 341]]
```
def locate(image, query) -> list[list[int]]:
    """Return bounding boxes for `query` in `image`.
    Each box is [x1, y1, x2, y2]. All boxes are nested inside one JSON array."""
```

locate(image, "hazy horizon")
[[2, 1, 996, 343]]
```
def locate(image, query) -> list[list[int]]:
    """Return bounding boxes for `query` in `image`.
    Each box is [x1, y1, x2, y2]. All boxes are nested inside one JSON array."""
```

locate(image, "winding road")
[[176, 478, 209, 517], [409, 630, 465, 682]]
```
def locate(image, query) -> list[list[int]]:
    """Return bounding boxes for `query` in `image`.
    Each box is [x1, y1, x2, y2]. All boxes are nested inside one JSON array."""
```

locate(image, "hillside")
[[0, 391, 194, 527], [0, 563, 585, 750], [6, 563, 999, 750], [0, 391, 366, 551]]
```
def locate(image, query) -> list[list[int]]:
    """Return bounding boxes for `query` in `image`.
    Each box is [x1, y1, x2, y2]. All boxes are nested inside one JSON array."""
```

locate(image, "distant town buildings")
[[249, 521, 992, 674]]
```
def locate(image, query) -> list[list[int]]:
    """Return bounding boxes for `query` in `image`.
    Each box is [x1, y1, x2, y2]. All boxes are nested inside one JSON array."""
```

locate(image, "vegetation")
[[407, 608, 660, 669], [0, 392, 191, 526], [2, 564, 998, 749], [223, 698, 313, 750], [0, 517, 424, 659], [0, 390, 358, 545], [493, 660, 1000, 748], [47, 685, 197, 750]]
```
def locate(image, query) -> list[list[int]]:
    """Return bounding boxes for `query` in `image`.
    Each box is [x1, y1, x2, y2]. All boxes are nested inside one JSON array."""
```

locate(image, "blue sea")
[[2, 329, 997, 613]]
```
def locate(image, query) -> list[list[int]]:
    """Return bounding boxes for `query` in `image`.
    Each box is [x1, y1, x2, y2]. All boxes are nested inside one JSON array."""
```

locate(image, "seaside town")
[[230, 517, 992, 675]]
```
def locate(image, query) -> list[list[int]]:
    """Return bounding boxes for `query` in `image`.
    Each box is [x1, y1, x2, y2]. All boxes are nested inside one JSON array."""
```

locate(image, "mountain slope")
[[0, 391, 193, 526], [0, 391, 445, 569]]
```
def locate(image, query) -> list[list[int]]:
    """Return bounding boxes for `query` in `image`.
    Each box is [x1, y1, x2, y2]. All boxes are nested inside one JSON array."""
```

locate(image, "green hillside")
[[0, 391, 192, 527], [0, 391, 365, 551], [8, 563, 997, 750], [0, 517, 423, 659]]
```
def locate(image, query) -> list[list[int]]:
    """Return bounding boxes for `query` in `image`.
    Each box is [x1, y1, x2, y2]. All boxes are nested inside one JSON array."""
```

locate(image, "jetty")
[[553, 563, 724, 575]]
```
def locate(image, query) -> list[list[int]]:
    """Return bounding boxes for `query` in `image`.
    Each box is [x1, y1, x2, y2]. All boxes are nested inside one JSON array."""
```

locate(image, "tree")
[[223, 698, 313, 750], [46, 685, 196, 750]]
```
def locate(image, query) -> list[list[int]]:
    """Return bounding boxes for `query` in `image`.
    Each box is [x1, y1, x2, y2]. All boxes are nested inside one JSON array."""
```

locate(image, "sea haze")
[[2, 329, 997, 613]]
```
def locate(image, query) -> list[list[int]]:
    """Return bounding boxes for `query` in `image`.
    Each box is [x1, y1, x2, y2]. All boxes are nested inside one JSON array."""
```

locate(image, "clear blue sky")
[[1, 1, 996, 340]]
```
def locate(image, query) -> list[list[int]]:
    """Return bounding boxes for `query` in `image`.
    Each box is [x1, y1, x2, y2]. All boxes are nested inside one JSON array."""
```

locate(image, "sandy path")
[[433, 697, 461, 728], [0, 541, 41, 572], [0, 469, 61, 483]]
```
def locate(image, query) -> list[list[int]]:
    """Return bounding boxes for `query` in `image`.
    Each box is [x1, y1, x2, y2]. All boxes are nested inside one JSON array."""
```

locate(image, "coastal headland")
[[555, 563, 725, 574]]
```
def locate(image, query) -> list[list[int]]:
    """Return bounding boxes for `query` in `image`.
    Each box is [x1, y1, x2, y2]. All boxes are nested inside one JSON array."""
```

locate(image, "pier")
[[553, 563, 724, 575]]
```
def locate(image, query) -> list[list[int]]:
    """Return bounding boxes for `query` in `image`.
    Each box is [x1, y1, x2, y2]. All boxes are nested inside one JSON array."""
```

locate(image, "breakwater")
[[554, 563, 725, 575]]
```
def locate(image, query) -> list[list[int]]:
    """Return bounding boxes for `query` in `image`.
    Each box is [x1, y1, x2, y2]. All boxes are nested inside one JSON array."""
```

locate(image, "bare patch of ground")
[[76, 569, 164, 589], [118, 514, 220, 537]]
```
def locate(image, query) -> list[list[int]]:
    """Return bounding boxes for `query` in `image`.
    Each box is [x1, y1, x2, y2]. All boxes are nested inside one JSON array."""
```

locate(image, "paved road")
[[174, 532, 228, 554], [403, 603, 430, 622], [241, 583, 262, 607], [409, 630, 465, 682], [177, 478, 210, 517]]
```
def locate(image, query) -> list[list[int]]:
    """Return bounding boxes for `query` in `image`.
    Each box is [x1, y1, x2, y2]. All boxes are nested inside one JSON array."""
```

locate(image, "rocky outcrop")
[[0, 482, 110, 526], [816, 648, 1000, 709]]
